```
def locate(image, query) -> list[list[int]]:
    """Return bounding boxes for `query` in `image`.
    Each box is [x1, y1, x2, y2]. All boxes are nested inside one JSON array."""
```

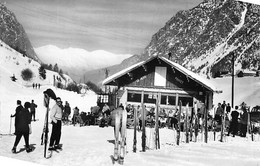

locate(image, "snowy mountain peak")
[[35, 45, 132, 82], [144, 0, 260, 77]]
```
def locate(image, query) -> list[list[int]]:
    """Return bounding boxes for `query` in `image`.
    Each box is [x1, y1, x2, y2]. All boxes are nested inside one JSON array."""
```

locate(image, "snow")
[[35, 45, 132, 72], [237, 0, 260, 5], [1, 40, 260, 166]]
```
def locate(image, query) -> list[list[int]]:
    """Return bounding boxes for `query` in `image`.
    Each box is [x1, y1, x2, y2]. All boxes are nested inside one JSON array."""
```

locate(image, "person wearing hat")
[[11, 102, 32, 153], [49, 97, 63, 150]]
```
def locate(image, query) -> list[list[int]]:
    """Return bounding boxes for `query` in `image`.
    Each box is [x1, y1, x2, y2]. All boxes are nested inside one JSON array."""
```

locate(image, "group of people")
[[215, 101, 249, 137], [60, 101, 95, 126], [32, 83, 41, 89], [10, 100, 37, 153], [110, 101, 250, 139], [57, 100, 98, 126], [121, 104, 175, 130], [10, 96, 64, 153]]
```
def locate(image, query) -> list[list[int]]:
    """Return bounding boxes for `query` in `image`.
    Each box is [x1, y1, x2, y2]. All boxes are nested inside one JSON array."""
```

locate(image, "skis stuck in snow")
[[113, 107, 127, 165]]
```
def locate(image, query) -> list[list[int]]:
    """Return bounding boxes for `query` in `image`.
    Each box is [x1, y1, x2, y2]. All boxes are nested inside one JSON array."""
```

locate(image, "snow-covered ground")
[[1, 40, 260, 166]]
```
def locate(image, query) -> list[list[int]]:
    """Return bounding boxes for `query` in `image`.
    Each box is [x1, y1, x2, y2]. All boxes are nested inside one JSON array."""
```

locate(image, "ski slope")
[[1, 40, 260, 166]]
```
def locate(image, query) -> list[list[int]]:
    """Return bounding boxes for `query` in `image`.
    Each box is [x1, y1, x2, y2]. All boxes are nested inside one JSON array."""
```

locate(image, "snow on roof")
[[103, 56, 219, 92], [161, 57, 218, 92], [102, 60, 146, 85]]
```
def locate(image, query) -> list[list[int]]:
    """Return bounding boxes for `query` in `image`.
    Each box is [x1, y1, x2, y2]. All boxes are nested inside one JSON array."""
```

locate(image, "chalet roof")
[[102, 56, 219, 92]]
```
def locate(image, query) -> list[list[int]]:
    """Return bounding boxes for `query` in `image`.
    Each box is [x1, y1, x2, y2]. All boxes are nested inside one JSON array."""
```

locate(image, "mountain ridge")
[[84, 0, 260, 85], [0, 3, 40, 63]]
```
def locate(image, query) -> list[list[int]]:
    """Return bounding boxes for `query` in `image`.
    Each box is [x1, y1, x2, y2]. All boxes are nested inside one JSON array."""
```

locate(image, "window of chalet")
[[127, 92, 141, 102], [161, 94, 192, 106], [98, 94, 109, 103], [154, 66, 167, 87], [144, 94, 156, 104], [161, 95, 176, 105], [179, 96, 193, 107]]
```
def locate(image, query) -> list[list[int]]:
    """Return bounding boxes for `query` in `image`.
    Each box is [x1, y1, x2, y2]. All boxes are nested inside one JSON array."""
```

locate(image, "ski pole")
[[9, 115, 12, 135]]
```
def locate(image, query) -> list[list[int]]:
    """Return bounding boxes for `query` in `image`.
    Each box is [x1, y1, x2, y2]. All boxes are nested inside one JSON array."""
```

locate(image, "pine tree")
[[39, 65, 46, 79], [48, 64, 53, 70], [53, 63, 59, 72]]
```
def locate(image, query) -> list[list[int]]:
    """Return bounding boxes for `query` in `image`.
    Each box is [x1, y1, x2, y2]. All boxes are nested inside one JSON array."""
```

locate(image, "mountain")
[[146, 0, 260, 77], [0, 39, 73, 90], [85, 0, 260, 85], [35, 45, 132, 82], [0, 3, 40, 62]]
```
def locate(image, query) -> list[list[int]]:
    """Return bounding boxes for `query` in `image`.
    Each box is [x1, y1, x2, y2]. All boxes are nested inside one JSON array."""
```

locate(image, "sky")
[[3, 0, 260, 56], [4, 0, 203, 55]]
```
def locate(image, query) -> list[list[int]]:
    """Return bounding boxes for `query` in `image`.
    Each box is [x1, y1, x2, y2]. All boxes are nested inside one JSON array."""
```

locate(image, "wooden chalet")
[[102, 56, 220, 113]]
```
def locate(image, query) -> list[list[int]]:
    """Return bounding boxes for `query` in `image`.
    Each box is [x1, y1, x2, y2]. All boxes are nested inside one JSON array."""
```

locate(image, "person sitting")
[[159, 109, 167, 128]]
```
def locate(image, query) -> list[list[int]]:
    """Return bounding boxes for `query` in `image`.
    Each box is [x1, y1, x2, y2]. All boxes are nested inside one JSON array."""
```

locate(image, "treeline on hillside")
[[39, 63, 68, 80], [85, 81, 103, 94], [39, 63, 103, 94], [41, 63, 67, 75], [65, 81, 103, 94]]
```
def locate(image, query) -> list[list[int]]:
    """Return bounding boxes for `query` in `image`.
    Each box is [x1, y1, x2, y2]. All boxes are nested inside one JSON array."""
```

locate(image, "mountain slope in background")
[[0, 3, 40, 63], [85, 0, 260, 85], [35, 45, 132, 82], [146, 0, 260, 77], [0, 39, 73, 91]]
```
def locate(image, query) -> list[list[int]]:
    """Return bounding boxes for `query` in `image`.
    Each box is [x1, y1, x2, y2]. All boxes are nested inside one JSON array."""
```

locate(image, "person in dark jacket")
[[11, 100, 23, 135], [227, 106, 239, 137], [240, 107, 248, 137], [63, 101, 71, 123], [30, 100, 37, 121], [215, 103, 224, 125], [226, 103, 231, 114], [11, 102, 32, 153]]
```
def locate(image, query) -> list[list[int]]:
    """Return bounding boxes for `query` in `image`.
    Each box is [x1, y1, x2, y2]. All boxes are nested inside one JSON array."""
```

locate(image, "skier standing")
[[240, 107, 248, 137], [30, 100, 37, 121], [11, 100, 23, 135], [72, 107, 80, 125], [215, 103, 224, 125], [11, 102, 32, 153], [48, 97, 63, 150], [63, 101, 71, 123], [227, 106, 239, 137]]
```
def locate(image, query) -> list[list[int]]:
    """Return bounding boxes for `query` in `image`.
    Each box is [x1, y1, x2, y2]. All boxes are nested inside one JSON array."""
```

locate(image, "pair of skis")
[[176, 101, 182, 145], [220, 106, 226, 142], [113, 108, 127, 165], [133, 107, 137, 152], [41, 89, 56, 158]]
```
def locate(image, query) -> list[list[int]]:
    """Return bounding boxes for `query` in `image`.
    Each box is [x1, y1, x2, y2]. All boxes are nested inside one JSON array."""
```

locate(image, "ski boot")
[[26, 147, 33, 153], [118, 157, 124, 165], [11, 147, 16, 154]]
